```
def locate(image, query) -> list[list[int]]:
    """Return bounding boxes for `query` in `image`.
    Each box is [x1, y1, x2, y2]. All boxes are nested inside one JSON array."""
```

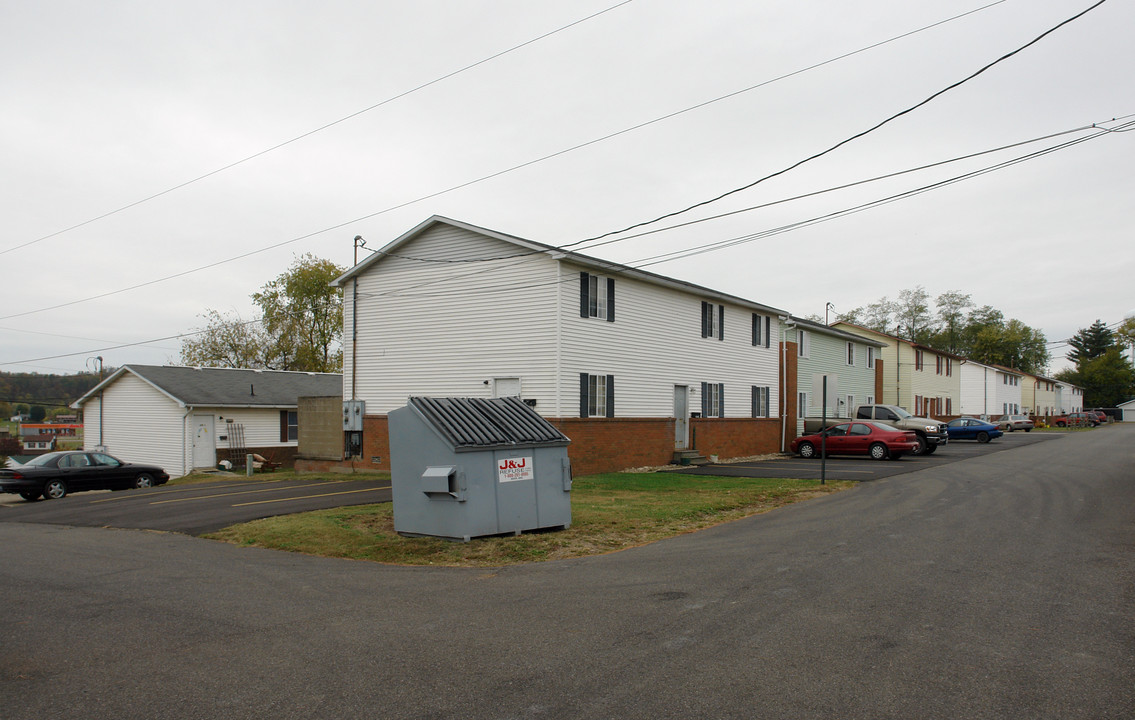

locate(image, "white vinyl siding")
[[83, 373, 187, 477], [343, 220, 782, 420], [345, 224, 560, 413], [560, 265, 780, 418]]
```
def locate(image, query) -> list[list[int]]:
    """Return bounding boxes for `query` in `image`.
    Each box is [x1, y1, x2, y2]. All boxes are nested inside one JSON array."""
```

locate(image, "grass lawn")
[[205, 472, 852, 567]]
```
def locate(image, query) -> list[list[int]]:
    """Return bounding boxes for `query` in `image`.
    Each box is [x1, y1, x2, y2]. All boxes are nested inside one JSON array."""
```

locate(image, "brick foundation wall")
[[296, 413, 787, 477], [550, 417, 674, 476]]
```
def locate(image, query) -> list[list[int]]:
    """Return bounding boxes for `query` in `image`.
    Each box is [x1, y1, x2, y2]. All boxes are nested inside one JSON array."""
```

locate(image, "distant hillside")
[[0, 370, 110, 412]]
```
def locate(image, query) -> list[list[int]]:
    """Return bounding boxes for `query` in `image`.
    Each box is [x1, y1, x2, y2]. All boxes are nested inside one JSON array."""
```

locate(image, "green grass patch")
[[205, 473, 851, 567], [167, 470, 390, 486]]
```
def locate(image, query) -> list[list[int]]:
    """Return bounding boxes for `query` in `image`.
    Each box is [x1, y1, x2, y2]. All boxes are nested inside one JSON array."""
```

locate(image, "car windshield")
[[870, 422, 901, 433], [23, 452, 66, 467]]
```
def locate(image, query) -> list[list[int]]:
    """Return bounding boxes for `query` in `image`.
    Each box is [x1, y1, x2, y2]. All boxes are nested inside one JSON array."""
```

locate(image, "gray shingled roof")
[[82, 365, 342, 408]]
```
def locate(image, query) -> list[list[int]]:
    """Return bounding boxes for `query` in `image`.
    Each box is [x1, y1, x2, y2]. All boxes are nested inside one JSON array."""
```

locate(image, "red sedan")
[[791, 421, 920, 461]]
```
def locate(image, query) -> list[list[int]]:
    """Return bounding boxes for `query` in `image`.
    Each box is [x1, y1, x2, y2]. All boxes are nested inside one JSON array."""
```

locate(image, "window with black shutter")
[[579, 272, 615, 322]]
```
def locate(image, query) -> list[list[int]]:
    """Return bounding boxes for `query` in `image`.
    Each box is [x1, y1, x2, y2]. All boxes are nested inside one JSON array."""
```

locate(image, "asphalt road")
[[0, 476, 392, 535], [1, 425, 1132, 719], [672, 428, 1060, 481]]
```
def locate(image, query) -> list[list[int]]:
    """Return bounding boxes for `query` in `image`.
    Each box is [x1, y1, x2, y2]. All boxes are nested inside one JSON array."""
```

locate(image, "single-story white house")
[[72, 365, 342, 477], [1118, 398, 1135, 421]]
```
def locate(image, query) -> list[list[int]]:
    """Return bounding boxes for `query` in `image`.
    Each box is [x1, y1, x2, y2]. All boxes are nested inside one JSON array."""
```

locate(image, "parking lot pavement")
[[0, 476, 392, 535], [668, 430, 1063, 482]]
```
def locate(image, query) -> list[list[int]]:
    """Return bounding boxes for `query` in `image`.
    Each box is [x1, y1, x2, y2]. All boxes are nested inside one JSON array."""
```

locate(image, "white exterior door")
[[674, 385, 689, 450], [193, 415, 216, 468]]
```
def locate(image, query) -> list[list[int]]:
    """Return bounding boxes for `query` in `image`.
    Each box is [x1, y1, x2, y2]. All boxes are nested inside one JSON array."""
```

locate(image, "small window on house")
[[797, 330, 810, 358], [847, 342, 855, 366], [866, 347, 875, 369], [579, 373, 614, 418], [702, 382, 724, 417], [915, 349, 924, 371], [798, 391, 809, 417], [702, 302, 724, 340], [751, 386, 770, 418], [936, 356, 942, 375], [279, 410, 298, 442], [579, 272, 615, 322], [751, 314, 770, 348]]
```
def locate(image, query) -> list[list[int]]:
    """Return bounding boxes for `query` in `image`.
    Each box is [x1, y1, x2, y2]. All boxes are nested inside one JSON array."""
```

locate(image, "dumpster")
[[388, 396, 572, 541]]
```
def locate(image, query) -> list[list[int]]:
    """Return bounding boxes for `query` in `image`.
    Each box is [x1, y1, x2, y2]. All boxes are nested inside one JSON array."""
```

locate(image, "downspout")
[[182, 405, 193, 478], [779, 316, 796, 452], [351, 278, 359, 402]]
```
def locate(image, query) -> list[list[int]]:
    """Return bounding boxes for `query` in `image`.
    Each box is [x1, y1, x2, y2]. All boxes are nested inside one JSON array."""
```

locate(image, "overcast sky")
[[2, 0, 1131, 380]]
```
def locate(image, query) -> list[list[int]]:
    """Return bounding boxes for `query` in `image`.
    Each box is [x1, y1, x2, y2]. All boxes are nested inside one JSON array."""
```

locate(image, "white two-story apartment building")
[[331, 216, 791, 474]]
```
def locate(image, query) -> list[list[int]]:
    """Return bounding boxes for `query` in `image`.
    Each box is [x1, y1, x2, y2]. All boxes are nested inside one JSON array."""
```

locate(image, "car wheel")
[[1008, 426, 1015, 432], [43, 479, 68, 500], [869, 443, 889, 461], [134, 473, 155, 489], [912, 436, 928, 455], [1024, 428, 1031, 432], [1056, 421, 1066, 427], [923, 444, 937, 455], [19, 491, 42, 502], [798, 442, 816, 459], [977, 431, 990, 443]]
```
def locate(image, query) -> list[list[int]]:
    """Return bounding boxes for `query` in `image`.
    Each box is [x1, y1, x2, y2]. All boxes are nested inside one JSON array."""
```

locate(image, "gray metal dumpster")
[[388, 396, 572, 542]]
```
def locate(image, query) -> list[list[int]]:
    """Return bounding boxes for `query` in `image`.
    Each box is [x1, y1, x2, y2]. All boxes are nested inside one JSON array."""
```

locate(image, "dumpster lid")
[[409, 396, 570, 449]]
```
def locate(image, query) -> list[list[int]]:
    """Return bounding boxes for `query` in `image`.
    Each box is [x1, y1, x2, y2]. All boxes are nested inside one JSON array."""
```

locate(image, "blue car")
[[945, 417, 1003, 443]]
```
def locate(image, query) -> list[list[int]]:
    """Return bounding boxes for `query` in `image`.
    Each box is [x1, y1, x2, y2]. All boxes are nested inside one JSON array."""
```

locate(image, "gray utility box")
[[389, 396, 572, 542]]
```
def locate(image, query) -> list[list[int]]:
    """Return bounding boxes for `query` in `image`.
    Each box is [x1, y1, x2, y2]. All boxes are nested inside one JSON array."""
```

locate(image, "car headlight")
[[925, 425, 937, 433]]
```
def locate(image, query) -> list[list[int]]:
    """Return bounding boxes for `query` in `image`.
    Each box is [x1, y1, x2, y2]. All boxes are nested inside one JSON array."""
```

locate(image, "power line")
[[0, 1, 1011, 322], [358, 120, 1127, 303], [567, 0, 1110, 246], [5, 117, 1127, 367], [0, 0, 635, 258]]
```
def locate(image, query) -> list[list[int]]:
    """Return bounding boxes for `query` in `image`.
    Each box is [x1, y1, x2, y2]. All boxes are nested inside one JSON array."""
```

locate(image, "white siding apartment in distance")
[[959, 360, 1023, 417]]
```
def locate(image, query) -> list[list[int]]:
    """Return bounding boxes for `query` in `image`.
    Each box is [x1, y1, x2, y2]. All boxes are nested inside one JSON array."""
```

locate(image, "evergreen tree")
[[1066, 319, 1114, 368]]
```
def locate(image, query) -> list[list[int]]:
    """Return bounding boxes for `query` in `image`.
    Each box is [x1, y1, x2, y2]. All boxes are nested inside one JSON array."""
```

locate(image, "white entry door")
[[674, 385, 690, 450], [193, 415, 216, 468]]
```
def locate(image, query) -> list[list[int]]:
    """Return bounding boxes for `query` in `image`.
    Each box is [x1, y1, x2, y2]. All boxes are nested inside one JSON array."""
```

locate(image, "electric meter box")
[[388, 396, 572, 542], [342, 400, 365, 431]]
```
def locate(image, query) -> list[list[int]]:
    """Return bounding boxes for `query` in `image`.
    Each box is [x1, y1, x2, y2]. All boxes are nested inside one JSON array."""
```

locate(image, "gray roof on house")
[[74, 365, 342, 409]]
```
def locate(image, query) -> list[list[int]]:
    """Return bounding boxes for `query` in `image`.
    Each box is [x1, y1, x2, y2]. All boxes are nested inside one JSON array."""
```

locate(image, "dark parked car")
[[791, 421, 920, 461], [0, 451, 169, 501], [945, 417, 1003, 443]]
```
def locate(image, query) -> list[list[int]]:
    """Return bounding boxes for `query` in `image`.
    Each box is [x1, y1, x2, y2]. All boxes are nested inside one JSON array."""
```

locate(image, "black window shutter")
[[751, 386, 757, 417], [279, 410, 288, 443], [701, 381, 709, 415], [701, 302, 709, 337], [764, 316, 771, 348], [605, 375, 615, 417], [579, 373, 589, 417], [752, 314, 759, 346], [718, 305, 724, 341], [579, 272, 589, 318], [606, 278, 615, 322], [718, 383, 725, 417]]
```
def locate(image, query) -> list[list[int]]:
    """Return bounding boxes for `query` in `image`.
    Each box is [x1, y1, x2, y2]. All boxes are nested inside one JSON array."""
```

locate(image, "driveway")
[[1, 426, 1131, 719], [670, 428, 1061, 481], [0, 476, 391, 535]]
